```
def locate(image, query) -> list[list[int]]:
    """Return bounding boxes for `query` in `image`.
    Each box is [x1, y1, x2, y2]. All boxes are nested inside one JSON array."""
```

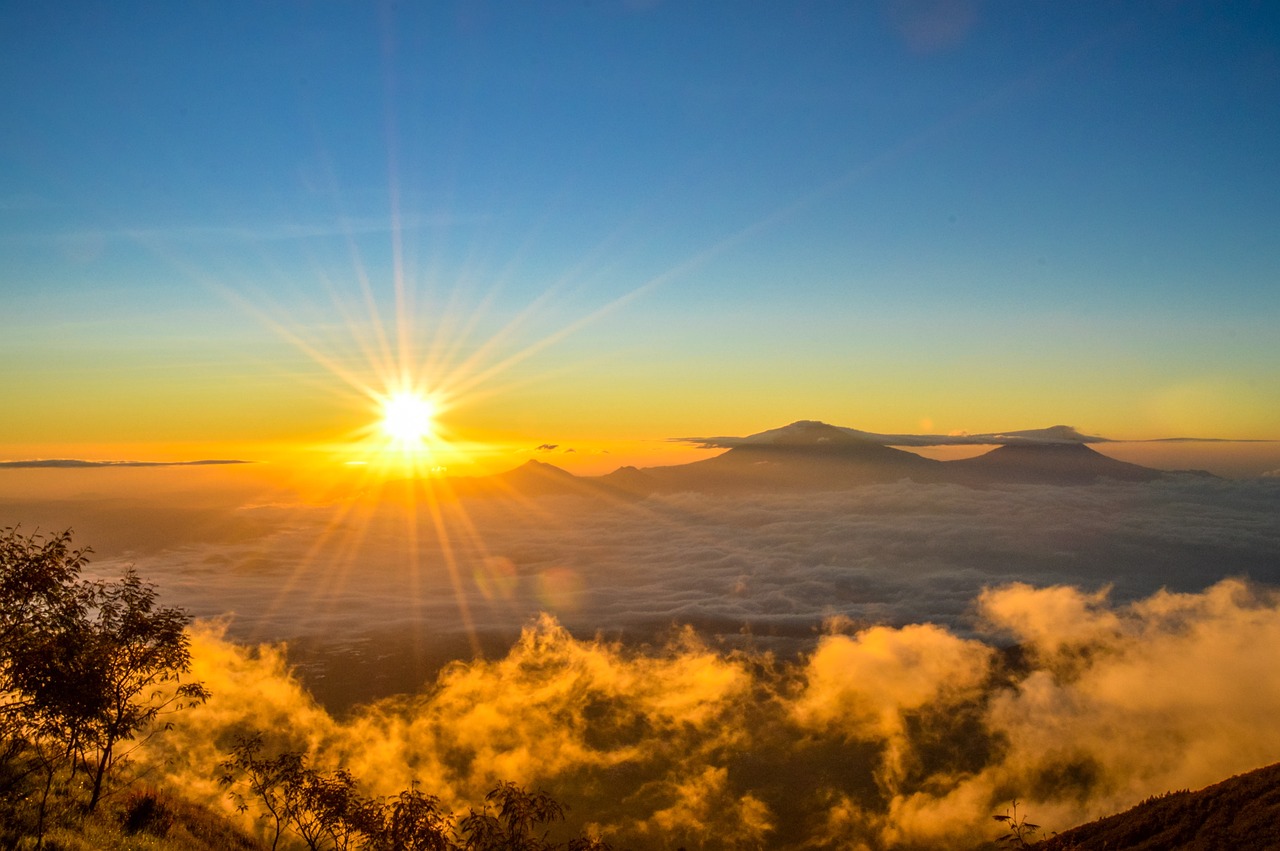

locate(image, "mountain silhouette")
[[597, 464, 661, 496], [633, 421, 946, 493], [448, 459, 634, 499], [681, 420, 1110, 448], [949, 442, 1165, 485], [971, 424, 1106, 444], [446, 421, 1179, 499]]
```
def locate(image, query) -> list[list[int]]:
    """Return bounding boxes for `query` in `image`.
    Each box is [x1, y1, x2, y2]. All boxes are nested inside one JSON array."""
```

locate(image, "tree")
[[295, 766, 363, 851], [360, 784, 455, 851], [221, 734, 310, 851], [0, 527, 89, 735], [222, 734, 371, 851], [458, 781, 569, 851], [1, 527, 95, 842], [1, 528, 208, 816], [221, 736, 612, 851], [74, 569, 210, 810]]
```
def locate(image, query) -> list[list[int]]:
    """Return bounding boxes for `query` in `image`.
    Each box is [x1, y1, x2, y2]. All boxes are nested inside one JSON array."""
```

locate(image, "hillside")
[[1036, 762, 1280, 850], [36, 762, 1280, 850]]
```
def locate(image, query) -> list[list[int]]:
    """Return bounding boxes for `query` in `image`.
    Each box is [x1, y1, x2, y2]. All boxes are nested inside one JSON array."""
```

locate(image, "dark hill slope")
[[1038, 761, 1280, 850]]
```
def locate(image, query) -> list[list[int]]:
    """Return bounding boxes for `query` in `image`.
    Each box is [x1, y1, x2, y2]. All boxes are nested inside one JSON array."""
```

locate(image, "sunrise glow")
[[379, 390, 437, 448], [3, 4, 1280, 849]]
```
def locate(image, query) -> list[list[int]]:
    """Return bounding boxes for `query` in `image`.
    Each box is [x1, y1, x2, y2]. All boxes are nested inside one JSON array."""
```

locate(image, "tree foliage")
[[458, 781, 567, 851], [0, 526, 207, 845], [221, 734, 450, 851], [1, 528, 94, 844], [221, 734, 612, 851], [359, 785, 455, 851], [1, 528, 89, 730]]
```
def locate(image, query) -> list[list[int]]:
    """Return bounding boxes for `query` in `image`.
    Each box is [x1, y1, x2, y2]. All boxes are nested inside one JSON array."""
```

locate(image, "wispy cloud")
[[675, 420, 1271, 449], [2, 212, 488, 247], [676, 421, 1109, 448], [0, 458, 251, 468], [118, 211, 486, 243], [0, 193, 56, 212]]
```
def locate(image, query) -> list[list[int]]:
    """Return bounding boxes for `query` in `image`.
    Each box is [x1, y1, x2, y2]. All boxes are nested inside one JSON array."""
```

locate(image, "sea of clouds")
[[6, 473, 1280, 847], [79, 475, 1280, 666], [142, 579, 1280, 849]]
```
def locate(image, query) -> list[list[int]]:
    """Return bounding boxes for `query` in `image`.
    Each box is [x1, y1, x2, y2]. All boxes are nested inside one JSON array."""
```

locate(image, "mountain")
[[949, 442, 1165, 485], [485, 459, 589, 496], [1037, 761, 1280, 850], [969, 424, 1108, 445], [597, 464, 661, 496], [634, 421, 946, 493], [444, 422, 1173, 499], [448, 460, 634, 499], [678, 421, 1110, 448]]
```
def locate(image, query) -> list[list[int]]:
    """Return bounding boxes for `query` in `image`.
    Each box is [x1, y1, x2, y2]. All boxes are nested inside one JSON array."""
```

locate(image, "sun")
[[379, 390, 437, 447]]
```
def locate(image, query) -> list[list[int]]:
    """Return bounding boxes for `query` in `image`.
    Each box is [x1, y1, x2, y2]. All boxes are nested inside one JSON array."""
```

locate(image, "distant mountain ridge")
[[442, 421, 1190, 498], [678, 420, 1110, 448]]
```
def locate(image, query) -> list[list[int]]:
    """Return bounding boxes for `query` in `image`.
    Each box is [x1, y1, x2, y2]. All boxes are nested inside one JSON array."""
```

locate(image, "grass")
[[7, 783, 264, 851]]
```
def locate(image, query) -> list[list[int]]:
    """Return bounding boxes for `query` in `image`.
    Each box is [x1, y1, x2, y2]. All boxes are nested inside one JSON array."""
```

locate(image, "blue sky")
[[3, 1, 1279, 458]]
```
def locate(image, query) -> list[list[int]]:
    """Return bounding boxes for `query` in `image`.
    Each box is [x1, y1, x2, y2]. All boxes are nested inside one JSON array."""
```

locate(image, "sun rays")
[[215, 206, 650, 658], [201, 62, 797, 660]]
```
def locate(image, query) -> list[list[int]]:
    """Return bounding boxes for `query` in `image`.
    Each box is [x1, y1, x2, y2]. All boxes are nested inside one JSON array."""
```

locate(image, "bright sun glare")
[[380, 391, 436, 446]]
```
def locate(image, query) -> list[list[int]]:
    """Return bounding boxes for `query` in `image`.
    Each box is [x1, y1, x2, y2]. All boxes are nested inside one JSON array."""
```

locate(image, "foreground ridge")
[[1038, 762, 1280, 850]]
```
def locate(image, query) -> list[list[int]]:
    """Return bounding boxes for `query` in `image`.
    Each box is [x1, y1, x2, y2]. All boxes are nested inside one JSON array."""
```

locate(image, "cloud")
[[21, 476, 1275, 685], [139, 579, 1280, 849], [10, 466, 1280, 846], [675, 420, 1268, 449], [677, 422, 1110, 449], [886, 0, 979, 55], [792, 624, 992, 740], [0, 193, 55, 212], [9, 213, 486, 248], [0, 458, 251, 468]]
